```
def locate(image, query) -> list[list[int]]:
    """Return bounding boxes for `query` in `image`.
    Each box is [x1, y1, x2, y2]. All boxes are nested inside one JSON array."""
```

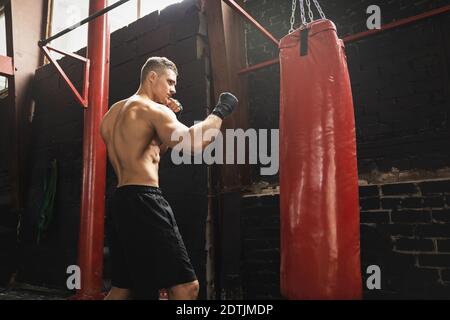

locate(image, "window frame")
[[44, 0, 182, 60], [46, 0, 150, 39], [0, 5, 9, 95]]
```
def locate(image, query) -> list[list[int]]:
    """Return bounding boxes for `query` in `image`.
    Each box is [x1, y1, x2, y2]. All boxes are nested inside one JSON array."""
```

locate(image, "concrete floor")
[[0, 287, 69, 300]]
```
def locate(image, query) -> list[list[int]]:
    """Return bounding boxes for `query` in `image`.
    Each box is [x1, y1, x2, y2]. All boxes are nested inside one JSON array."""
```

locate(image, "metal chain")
[[299, 0, 307, 25], [289, 0, 297, 33], [313, 0, 326, 19], [305, 0, 314, 23]]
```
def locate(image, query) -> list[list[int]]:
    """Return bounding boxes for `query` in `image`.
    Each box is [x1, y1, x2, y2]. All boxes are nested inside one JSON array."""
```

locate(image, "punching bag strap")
[[300, 27, 310, 56], [292, 0, 326, 56]]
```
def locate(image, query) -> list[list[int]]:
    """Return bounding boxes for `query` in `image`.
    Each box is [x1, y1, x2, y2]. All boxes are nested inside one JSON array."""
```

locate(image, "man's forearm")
[[188, 114, 223, 151], [174, 92, 237, 152]]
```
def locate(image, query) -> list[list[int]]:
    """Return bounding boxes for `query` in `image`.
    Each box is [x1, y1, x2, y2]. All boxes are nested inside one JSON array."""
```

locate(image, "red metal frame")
[[75, 0, 110, 300], [233, 3, 450, 75], [40, 45, 90, 108], [238, 58, 278, 75], [343, 4, 450, 43], [0, 55, 14, 77], [223, 0, 278, 46]]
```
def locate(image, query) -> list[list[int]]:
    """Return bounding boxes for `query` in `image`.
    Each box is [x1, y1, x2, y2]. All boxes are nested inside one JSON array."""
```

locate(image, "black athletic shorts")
[[106, 185, 197, 299]]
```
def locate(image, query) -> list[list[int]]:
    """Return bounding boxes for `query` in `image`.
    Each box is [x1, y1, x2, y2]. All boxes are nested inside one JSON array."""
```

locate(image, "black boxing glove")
[[211, 92, 238, 120]]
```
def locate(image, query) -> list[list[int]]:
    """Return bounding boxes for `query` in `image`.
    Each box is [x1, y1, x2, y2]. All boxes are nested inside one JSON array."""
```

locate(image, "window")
[[139, 0, 184, 19], [108, 0, 138, 33], [48, 0, 89, 59], [0, 6, 8, 93], [108, 0, 184, 33], [47, 0, 185, 58]]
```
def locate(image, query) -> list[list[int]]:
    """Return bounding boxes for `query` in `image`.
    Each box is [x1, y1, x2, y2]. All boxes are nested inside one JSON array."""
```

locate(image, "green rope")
[[37, 159, 58, 245]]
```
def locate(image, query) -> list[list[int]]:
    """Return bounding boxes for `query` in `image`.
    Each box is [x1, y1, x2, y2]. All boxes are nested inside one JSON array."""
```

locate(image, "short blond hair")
[[140, 57, 178, 84]]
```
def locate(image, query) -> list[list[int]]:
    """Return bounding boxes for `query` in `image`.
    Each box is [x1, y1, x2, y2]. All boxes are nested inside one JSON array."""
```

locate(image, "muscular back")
[[100, 96, 164, 187]]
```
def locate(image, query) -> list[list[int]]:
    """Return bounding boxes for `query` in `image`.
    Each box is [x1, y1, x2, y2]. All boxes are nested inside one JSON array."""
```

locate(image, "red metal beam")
[[343, 4, 450, 43], [0, 55, 14, 77], [75, 0, 110, 300], [237, 4, 450, 75], [223, 0, 279, 47], [238, 58, 279, 75], [40, 45, 90, 108]]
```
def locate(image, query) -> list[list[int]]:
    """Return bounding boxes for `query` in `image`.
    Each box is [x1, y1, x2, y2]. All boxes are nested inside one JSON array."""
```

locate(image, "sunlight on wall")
[[48, 0, 185, 58]]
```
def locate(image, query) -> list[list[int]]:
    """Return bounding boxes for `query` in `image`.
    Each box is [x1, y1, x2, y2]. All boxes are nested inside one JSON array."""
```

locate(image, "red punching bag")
[[279, 19, 362, 299]]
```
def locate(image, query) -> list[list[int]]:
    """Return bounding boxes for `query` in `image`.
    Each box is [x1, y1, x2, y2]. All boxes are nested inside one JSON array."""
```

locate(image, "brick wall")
[[19, 0, 211, 296], [241, 192, 281, 299], [0, 98, 12, 209], [240, 0, 450, 299], [245, 0, 450, 178], [360, 179, 450, 298], [0, 91, 17, 285], [0, 97, 15, 285], [241, 179, 450, 299]]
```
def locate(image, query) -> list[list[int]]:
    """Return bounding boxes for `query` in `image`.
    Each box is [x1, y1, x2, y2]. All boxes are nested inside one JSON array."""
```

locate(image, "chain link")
[[289, 0, 297, 33], [299, 0, 307, 25], [312, 0, 326, 19], [297, 0, 325, 29], [305, 0, 314, 23]]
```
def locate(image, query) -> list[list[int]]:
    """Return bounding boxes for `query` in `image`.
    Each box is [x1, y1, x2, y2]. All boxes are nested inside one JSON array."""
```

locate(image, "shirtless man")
[[100, 57, 238, 300]]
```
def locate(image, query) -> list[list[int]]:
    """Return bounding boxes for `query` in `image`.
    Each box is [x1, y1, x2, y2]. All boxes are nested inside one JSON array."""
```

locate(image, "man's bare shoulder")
[[102, 99, 126, 123], [126, 96, 177, 120]]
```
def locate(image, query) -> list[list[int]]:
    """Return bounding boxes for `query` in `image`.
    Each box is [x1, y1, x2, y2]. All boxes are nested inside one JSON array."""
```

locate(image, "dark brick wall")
[[241, 193, 281, 299], [19, 0, 211, 296], [244, 0, 450, 178], [0, 104, 15, 287], [0, 98, 12, 209], [0, 96, 18, 285], [241, 179, 450, 299], [359, 179, 450, 298], [350, 15, 450, 173], [0, 98, 12, 204]]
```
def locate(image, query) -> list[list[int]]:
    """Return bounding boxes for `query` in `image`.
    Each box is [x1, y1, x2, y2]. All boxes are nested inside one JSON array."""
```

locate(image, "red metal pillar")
[[76, 0, 110, 299]]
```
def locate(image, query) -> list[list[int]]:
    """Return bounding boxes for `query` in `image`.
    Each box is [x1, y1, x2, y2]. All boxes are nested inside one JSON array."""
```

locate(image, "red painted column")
[[76, 0, 110, 299]]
